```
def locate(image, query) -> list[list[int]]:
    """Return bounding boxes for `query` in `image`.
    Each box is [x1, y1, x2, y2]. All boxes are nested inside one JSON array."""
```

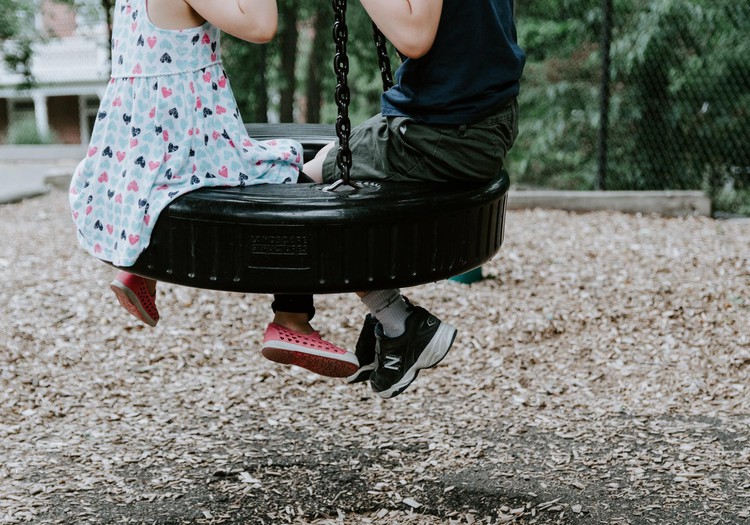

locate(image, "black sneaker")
[[369, 306, 457, 399], [347, 297, 415, 384], [346, 314, 379, 384]]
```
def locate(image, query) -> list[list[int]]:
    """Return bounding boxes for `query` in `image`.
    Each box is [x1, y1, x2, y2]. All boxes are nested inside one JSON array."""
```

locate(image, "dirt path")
[[1, 191, 749, 524]]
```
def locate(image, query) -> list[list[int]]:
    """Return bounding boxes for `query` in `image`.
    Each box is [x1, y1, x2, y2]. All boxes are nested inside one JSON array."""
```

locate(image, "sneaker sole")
[[346, 360, 377, 384], [262, 341, 359, 378], [374, 322, 457, 399], [110, 281, 158, 327]]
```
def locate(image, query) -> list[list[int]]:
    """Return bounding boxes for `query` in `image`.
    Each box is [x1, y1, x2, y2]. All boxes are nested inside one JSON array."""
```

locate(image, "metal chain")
[[331, 0, 352, 186], [328, 1, 395, 189], [372, 23, 394, 91]]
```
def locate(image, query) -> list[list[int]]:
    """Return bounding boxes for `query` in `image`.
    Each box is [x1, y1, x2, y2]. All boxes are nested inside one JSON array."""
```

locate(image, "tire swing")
[[118, 0, 511, 294]]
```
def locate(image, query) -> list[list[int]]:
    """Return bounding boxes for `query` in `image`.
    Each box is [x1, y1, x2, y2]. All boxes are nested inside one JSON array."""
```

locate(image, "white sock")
[[360, 289, 410, 338]]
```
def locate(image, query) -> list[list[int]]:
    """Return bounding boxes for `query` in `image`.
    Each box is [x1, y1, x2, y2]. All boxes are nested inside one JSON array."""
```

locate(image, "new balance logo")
[[383, 354, 401, 370]]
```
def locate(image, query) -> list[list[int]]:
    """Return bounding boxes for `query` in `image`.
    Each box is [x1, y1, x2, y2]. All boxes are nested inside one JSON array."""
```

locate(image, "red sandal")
[[110, 271, 160, 327], [262, 323, 358, 378]]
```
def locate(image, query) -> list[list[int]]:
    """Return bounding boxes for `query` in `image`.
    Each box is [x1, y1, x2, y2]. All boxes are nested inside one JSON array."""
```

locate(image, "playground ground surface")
[[1, 189, 749, 524]]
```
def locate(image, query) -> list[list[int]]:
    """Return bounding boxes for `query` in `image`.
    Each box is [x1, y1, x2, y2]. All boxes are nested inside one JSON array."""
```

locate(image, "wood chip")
[[2, 193, 749, 524]]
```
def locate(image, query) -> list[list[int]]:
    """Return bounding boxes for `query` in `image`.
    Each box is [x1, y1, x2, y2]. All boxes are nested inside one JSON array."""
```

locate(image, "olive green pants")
[[322, 99, 518, 183]]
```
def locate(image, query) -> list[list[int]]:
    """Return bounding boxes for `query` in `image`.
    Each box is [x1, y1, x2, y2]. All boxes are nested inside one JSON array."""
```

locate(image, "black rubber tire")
[[118, 124, 510, 294]]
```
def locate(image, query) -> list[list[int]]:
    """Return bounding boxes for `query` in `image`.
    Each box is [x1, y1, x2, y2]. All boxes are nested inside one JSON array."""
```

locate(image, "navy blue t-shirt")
[[381, 0, 526, 125]]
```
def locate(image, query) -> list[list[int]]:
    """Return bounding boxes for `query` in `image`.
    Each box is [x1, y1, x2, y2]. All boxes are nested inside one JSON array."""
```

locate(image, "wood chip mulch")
[[1, 190, 748, 524]]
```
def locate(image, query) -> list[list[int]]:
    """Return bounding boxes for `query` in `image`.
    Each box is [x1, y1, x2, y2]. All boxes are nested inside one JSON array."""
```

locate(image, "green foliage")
[[607, 0, 750, 202], [713, 187, 750, 218], [515, 0, 600, 62], [0, 0, 37, 87], [0, 0, 27, 39], [6, 117, 57, 144], [507, 67, 600, 190], [222, 0, 385, 125], [519, 19, 588, 61], [508, 8, 601, 190], [222, 36, 271, 122], [2, 38, 34, 88], [509, 0, 749, 214], [516, 0, 600, 20]]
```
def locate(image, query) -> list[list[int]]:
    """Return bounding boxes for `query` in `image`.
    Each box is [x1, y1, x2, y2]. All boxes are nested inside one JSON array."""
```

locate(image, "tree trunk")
[[277, 1, 298, 122], [304, 9, 331, 123], [254, 45, 269, 123]]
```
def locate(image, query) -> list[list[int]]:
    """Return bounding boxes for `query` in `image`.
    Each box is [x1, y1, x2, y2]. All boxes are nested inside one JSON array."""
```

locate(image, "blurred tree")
[[508, 0, 749, 217], [303, 6, 333, 123], [222, 35, 271, 122], [0, 0, 29, 39], [610, 0, 750, 196], [276, 0, 300, 122], [2, 0, 114, 87], [55, 0, 114, 53], [223, 0, 385, 125], [0, 0, 37, 87], [506, 0, 602, 189]]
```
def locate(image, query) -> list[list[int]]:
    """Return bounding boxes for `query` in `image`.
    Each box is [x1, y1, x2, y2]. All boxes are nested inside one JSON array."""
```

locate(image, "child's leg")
[[346, 291, 415, 385], [358, 289, 457, 399], [301, 142, 335, 183], [271, 294, 316, 333], [110, 271, 160, 327], [358, 289, 410, 337], [262, 294, 358, 378]]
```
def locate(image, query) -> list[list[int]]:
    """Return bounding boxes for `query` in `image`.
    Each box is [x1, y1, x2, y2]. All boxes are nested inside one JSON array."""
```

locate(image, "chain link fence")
[[509, 0, 750, 215]]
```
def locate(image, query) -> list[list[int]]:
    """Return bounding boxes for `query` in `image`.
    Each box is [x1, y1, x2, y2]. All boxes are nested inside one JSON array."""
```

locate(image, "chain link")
[[330, 1, 395, 187], [372, 23, 394, 91], [332, 0, 352, 184]]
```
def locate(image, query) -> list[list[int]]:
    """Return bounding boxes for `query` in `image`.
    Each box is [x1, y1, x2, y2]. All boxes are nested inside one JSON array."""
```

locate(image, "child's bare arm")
[[185, 0, 279, 43], [359, 0, 443, 58]]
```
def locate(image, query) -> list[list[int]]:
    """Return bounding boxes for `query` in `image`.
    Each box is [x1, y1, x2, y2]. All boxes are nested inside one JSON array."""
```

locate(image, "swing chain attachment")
[[325, 0, 394, 193], [331, 0, 354, 189], [322, 177, 363, 192]]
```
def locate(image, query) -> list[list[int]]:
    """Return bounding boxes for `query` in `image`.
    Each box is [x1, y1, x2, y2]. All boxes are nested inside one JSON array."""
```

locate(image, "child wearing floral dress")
[[69, 0, 358, 377]]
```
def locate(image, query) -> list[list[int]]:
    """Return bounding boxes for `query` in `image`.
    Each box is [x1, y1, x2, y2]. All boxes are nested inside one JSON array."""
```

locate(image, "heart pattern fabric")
[[70, 0, 303, 267]]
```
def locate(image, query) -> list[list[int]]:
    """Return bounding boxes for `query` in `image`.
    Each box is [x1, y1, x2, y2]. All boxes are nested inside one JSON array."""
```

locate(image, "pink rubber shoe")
[[110, 271, 159, 327], [262, 323, 358, 378]]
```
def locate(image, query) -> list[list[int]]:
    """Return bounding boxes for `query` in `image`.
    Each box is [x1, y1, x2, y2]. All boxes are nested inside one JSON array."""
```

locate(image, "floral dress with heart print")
[[69, 0, 303, 267]]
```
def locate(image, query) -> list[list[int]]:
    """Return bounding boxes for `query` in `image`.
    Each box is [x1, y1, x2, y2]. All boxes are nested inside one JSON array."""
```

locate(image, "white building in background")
[[0, 1, 109, 144]]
